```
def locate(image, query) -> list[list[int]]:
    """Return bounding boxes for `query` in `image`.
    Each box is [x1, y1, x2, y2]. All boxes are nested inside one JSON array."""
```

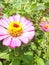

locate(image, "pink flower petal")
[[3, 18, 10, 24], [9, 14, 20, 22], [0, 35, 9, 41], [22, 31, 35, 40], [9, 38, 21, 48], [23, 26, 34, 32], [20, 17, 32, 27], [0, 26, 8, 35], [0, 20, 7, 28], [41, 22, 49, 26], [12, 14, 20, 22], [9, 16, 14, 22], [3, 36, 12, 46], [18, 35, 29, 44], [23, 22, 33, 29], [1, 18, 9, 27]]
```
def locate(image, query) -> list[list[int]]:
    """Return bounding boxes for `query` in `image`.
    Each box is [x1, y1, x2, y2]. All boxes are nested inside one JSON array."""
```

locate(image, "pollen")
[[8, 22, 23, 37]]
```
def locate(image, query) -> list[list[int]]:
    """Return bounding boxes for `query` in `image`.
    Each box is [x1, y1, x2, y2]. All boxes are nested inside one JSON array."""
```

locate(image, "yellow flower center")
[[45, 24, 49, 29], [8, 22, 23, 37]]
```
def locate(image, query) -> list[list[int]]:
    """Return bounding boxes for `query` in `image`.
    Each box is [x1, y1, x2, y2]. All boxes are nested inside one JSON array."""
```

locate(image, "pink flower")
[[40, 22, 49, 32], [0, 14, 35, 48]]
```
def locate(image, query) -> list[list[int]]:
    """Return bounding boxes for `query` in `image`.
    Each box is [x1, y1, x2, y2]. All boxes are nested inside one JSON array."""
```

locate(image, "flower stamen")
[[44, 24, 49, 29], [8, 22, 23, 37]]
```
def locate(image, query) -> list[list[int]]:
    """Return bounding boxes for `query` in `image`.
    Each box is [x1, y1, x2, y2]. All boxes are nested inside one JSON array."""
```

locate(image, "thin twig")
[[38, 7, 49, 24]]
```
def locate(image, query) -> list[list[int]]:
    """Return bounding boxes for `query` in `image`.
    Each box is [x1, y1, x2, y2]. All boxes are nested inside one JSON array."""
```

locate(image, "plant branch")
[[38, 7, 49, 24]]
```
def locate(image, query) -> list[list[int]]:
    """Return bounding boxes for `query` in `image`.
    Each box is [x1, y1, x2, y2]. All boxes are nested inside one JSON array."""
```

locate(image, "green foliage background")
[[0, 0, 49, 65]]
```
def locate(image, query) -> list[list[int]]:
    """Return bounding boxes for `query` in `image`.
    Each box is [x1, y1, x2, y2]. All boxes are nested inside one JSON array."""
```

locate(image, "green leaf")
[[36, 3, 45, 11], [0, 52, 9, 61], [45, 3, 49, 7], [45, 60, 49, 65], [0, 62, 2, 65], [43, 0, 49, 3], [45, 45, 49, 58], [36, 57, 45, 65], [24, 51, 33, 56], [31, 42, 36, 50], [10, 59, 20, 65], [19, 55, 33, 65]]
